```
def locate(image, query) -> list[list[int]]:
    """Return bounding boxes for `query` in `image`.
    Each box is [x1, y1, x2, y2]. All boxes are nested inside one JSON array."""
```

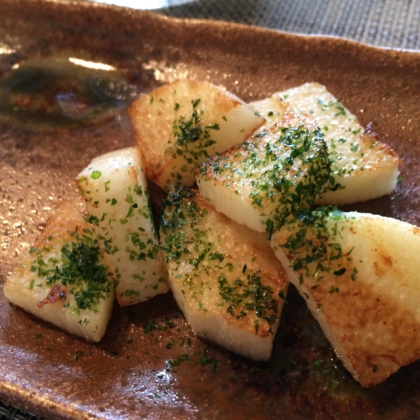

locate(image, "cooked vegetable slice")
[[160, 185, 288, 361], [197, 109, 334, 234], [77, 147, 169, 306], [271, 209, 420, 387], [4, 202, 114, 342], [129, 79, 264, 190], [250, 83, 400, 204]]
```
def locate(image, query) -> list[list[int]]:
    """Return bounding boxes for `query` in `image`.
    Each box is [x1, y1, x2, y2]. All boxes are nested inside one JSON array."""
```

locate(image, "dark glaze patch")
[[0, 57, 140, 129]]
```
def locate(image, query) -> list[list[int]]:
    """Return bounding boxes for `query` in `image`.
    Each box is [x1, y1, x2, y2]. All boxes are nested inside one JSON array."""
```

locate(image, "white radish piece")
[[129, 79, 264, 190], [77, 147, 169, 306], [160, 185, 288, 361], [4, 202, 114, 342]]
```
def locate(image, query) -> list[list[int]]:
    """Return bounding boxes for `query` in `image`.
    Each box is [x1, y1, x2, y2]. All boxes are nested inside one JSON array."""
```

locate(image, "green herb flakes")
[[72, 350, 84, 361], [90, 170, 102, 180]]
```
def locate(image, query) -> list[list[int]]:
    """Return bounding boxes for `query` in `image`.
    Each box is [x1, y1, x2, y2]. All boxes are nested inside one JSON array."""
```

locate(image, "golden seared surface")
[[272, 210, 420, 387], [4, 202, 114, 342], [160, 186, 288, 360], [197, 108, 326, 233], [129, 79, 263, 189], [268, 83, 400, 205]]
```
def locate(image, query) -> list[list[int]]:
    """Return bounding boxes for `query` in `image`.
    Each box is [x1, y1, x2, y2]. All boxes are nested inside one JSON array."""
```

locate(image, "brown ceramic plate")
[[1, 1, 420, 419]]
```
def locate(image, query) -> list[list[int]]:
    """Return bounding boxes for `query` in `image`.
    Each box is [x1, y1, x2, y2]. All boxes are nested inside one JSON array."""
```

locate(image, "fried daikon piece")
[[77, 147, 168, 306], [129, 79, 264, 190], [160, 185, 288, 361], [4, 202, 114, 342], [271, 209, 420, 387]]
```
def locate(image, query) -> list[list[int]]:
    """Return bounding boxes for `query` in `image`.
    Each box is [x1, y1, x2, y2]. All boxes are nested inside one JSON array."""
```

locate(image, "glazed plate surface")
[[1, 1, 420, 419]]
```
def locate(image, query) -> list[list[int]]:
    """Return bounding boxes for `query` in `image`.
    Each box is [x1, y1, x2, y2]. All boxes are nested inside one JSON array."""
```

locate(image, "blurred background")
[[88, 0, 420, 50]]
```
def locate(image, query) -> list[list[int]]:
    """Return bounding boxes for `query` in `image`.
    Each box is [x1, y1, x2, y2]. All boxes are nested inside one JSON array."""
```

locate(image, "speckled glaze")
[[1, 1, 420, 419]]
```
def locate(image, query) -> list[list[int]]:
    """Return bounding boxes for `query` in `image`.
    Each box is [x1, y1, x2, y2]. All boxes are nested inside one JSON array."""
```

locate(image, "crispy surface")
[[129, 79, 264, 189], [4, 202, 114, 342], [272, 211, 420, 387], [197, 107, 325, 233], [268, 83, 400, 204], [160, 186, 288, 360]]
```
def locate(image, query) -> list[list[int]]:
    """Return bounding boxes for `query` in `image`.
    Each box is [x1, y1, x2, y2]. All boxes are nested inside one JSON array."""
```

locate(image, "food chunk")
[[129, 79, 264, 190], [4, 202, 114, 342], [77, 147, 169, 306], [160, 185, 288, 361], [197, 108, 333, 233], [271, 209, 420, 387], [250, 96, 288, 130], [251, 83, 400, 204]]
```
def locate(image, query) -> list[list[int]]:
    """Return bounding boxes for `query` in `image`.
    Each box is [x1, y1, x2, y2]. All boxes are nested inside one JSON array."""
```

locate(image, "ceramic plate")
[[1, 1, 420, 419]]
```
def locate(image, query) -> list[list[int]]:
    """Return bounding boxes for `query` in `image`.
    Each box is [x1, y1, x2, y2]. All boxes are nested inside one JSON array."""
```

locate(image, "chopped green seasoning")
[[279, 207, 355, 283], [163, 99, 220, 185], [160, 184, 280, 326], [28, 229, 110, 312], [199, 123, 340, 235], [90, 170, 102, 180], [72, 350, 84, 361]]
